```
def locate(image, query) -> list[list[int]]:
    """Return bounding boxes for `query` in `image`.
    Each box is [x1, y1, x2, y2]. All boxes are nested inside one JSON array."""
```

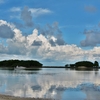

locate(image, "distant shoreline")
[[43, 66, 100, 69], [0, 66, 100, 69], [43, 66, 65, 68]]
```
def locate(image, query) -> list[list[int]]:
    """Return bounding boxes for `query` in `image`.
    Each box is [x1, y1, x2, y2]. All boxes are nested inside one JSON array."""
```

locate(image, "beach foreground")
[[0, 94, 52, 100]]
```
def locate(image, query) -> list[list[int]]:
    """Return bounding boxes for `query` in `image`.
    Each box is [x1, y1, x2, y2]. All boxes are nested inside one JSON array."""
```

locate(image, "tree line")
[[0, 60, 43, 68], [65, 61, 99, 68]]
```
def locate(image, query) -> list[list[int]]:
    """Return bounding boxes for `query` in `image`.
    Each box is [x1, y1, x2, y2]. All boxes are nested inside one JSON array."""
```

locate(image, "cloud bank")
[[0, 20, 100, 65]]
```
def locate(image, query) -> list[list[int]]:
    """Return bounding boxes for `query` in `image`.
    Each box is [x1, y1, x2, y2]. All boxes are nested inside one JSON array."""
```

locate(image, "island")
[[65, 61, 99, 69], [0, 59, 43, 68]]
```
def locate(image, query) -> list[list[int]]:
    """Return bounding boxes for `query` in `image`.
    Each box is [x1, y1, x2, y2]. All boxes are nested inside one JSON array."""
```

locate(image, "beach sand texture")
[[0, 94, 52, 100]]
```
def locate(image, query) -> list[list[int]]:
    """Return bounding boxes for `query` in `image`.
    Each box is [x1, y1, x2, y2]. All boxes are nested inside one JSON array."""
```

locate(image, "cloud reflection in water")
[[0, 69, 100, 100]]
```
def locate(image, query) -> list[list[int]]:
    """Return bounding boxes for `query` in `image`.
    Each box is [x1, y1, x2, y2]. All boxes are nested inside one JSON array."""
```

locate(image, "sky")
[[0, 0, 100, 66]]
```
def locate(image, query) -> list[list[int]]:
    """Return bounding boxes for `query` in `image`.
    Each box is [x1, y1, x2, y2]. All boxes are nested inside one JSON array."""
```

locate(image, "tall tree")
[[94, 61, 99, 67]]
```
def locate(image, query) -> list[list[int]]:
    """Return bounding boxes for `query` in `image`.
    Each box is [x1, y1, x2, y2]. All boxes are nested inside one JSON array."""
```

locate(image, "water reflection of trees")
[[75, 68, 94, 71], [13, 68, 42, 74], [0, 68, 42, 74], [66, 68, 99, 71], [65, 68, 99, 75]]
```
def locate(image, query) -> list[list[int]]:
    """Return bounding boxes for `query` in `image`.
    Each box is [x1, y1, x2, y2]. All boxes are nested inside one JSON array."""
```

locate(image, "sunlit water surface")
[[0, 68, 100, 100]]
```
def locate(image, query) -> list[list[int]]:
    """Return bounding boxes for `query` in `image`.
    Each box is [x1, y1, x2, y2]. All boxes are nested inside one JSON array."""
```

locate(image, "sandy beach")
[[0, 94, 52, 100]]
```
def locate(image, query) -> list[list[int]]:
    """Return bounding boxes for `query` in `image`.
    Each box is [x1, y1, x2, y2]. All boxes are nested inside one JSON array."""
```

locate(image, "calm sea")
[[0, 68, 100, 100]]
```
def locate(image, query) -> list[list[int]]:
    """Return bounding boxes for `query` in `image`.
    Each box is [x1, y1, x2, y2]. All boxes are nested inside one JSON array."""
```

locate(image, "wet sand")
[[0, 94, 52, 100]]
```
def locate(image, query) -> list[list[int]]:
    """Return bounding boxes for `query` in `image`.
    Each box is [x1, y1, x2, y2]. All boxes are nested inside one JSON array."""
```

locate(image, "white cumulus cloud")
[[0, 20, 15, 38], [0, 20, 100, 65]]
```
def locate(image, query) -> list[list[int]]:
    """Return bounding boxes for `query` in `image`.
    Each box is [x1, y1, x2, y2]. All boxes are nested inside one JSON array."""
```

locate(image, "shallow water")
[[0, 68, 100, 100]]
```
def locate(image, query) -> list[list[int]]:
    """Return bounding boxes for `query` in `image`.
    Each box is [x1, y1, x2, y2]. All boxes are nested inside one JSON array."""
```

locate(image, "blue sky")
[[0, 0, 100, 65]]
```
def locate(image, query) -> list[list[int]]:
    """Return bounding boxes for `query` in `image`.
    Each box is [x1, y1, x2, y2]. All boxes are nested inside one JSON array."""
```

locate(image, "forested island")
[[0, 60, 43, 68], [65, 61, 99, 68]]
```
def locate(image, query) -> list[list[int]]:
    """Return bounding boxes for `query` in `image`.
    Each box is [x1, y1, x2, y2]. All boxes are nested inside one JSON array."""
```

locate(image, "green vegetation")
[[0, 60, 43, 68], [75, 61, 94, 68], [65, 64, 75, 67], [94, 61, 99, 68], [65, 61, 99, 68]]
